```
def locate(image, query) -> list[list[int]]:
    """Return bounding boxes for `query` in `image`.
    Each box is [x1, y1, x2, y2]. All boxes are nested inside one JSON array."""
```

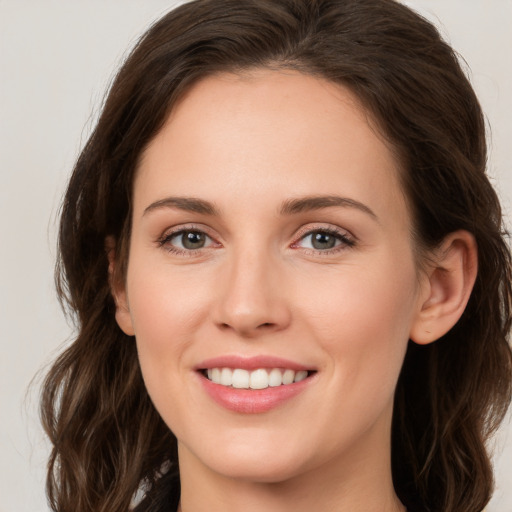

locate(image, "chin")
[[180, 432, 315, 484], [209, 454, 309, 484]]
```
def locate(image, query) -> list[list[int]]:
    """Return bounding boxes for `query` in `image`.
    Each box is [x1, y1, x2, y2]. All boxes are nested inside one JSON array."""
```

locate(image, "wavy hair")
[[41, 1, 512, 511]]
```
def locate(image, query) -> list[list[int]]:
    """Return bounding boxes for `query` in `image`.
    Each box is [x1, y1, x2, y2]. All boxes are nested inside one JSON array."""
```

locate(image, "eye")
[[159, 228, 217, 254], [294, 228, 355, 252], [302, 231, 339, 250], [173, 230, 209, 250]]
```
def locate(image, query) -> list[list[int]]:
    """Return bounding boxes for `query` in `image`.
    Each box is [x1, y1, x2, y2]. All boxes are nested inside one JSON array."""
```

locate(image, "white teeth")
[[232, 369, 249, 388], [206, 367, 311, 389], [212, 368, 221, 383], [220, 368, 232, 386], [249, 369, 269, 389], [268, 368, 282, 387], [282, 369, 295, 385], [294, 370, 308, 383]]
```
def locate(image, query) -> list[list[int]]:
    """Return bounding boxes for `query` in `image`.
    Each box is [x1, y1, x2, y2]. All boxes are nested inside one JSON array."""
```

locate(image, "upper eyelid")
[[159, 223, 218, 240], [293, 223, 355, 241]]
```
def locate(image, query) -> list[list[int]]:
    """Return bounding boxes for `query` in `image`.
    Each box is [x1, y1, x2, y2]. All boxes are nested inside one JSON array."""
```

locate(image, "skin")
[[113, 70, 477, 512]]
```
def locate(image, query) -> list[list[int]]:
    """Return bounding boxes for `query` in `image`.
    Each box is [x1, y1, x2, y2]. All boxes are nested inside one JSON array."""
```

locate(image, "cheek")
[[125, 267, 211, 437], [298, 254, 418, 386], [290, 258, 418, 453], [127, 262, 210, 341], [124, 262, 214, 401]]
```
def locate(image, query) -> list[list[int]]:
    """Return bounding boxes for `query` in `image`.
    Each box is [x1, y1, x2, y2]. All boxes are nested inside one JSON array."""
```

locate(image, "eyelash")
[[291, 226, 356, 255], [157, 224, 218, 257], [157, 224, 356, 257]]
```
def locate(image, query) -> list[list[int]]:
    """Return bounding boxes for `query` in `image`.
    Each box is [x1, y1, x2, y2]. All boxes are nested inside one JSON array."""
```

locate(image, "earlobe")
[[105, 236, 135, 336], [410, 230, 478, 345], [115, 303, 135, 337]]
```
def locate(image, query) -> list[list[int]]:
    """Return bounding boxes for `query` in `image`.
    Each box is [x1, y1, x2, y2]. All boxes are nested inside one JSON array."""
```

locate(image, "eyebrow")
[[280, 195, 378, 220], [143, 197, 220, 216], [143, 194, 378, 221]]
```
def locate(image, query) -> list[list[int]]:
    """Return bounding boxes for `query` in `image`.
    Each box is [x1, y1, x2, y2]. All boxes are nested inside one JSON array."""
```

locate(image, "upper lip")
[[195, 355, 314, 372]]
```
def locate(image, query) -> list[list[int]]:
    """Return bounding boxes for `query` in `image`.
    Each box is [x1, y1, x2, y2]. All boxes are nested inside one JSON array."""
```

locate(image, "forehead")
[[135, 69, 408, 229]]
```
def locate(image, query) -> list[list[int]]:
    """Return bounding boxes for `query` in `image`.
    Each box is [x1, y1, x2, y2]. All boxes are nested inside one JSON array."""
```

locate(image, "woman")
[[40, 1, 512, 511]]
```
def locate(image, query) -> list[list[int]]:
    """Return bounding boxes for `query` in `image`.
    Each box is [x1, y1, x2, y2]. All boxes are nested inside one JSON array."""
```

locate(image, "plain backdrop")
[[1, 1, 511, 511]]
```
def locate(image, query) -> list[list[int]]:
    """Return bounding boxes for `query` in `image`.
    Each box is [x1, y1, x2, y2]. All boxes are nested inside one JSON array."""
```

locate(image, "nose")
[[213, 249, 292, 338]]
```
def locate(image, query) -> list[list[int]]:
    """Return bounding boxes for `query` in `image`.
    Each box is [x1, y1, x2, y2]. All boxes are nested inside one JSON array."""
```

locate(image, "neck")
[[178, 465, 404, 512]]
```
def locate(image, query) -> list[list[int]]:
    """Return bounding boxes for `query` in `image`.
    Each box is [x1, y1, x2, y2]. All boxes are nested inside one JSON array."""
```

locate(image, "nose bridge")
[[214, 242, 290, 336]]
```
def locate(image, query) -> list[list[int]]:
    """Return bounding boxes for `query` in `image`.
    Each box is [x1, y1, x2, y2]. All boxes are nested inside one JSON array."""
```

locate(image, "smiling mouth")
[[201, 368, 315, 390]]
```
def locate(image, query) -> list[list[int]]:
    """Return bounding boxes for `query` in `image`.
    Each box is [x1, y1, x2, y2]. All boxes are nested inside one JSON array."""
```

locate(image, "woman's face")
[[117, 70, 428, 483]]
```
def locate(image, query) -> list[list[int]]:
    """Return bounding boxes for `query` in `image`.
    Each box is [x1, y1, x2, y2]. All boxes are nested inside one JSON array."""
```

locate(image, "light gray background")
[[1, 1, 511, 511]]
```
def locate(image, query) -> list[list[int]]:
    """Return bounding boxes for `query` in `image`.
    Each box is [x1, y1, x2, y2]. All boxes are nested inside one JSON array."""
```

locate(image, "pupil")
[[182, 231, 205, 249], [312, 232, 336, 250]]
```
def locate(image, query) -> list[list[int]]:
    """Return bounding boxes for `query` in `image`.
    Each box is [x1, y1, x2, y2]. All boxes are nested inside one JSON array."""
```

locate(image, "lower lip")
[[198, 373, 314, 414]]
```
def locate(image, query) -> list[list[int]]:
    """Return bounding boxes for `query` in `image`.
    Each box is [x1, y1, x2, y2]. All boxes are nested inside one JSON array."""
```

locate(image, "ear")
[[105, 236, 135, 336], [410, 230, 477, 345]]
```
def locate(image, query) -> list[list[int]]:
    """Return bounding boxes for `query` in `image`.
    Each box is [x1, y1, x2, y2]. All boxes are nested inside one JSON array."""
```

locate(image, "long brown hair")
[[41, 1, 512, 511]]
